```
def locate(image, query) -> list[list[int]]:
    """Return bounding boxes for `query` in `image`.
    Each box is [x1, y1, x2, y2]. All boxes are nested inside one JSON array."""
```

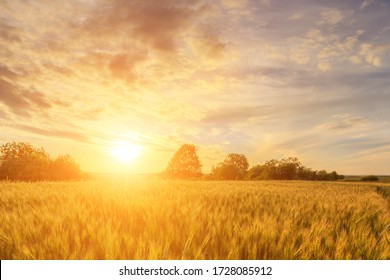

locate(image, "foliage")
[[246, 157, 343, 181], [0, 142, 83, 181], [211, 153, 249, 180], [264, 157, 301, 180], [337, 174, 345, 180], [246, 164, 267, 180], [361, 175, 379, 182], [0, 180, 389, 259], [0, 142, 50, 181], [165, 144, 202, 179], [50, 154, 83, 181], [165, 144, 342, 181], [211, 164, 240, 180]]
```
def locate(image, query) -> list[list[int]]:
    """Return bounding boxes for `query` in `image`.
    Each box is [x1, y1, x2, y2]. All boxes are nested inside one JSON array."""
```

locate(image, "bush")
[[361, 175, 379, 182]]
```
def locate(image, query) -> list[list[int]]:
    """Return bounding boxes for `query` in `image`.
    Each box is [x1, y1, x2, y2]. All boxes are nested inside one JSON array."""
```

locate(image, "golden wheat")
[[0, 179, 389, 259]]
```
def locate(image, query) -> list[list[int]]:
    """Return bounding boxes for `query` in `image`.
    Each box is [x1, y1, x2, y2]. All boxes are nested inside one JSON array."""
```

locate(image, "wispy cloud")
[[360, 0, 375, 10]]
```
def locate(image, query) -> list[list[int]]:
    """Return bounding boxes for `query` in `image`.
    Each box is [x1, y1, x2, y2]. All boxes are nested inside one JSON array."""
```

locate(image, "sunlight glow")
[[110, 141, 142, 163]]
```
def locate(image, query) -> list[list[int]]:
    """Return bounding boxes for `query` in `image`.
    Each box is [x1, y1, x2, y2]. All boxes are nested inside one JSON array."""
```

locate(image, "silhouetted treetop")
[[211, 153, 249, 180], [246, 157, 343, 181], [165, 144, 202, 179]]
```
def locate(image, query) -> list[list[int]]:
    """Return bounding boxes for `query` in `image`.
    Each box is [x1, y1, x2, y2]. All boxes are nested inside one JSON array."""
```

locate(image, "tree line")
[[0, 142, 84, 181], [164, 144, 345, 181]]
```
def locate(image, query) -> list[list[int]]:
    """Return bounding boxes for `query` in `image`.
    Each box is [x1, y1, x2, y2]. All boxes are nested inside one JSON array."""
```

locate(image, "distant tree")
[[223, 153, 249, 179], [262, 157, 302, 180], [211, 164, 240, 180], [49, 154, 82, 181], [337, 174, 345, 180], [0, 141, 84, 181], [361, 175, 379, 182], [0, 142, 50, 181], [211, 153, 249, 180], [329, 171, 339, 181], [165, 144, 202, 179], [246, 165, 267, 180], [263, 159, 279, 179], [316, 170, 329, 181], [245, 157, 343, 181], [296, 166, 317, 181], [278, 157, 302, 180]]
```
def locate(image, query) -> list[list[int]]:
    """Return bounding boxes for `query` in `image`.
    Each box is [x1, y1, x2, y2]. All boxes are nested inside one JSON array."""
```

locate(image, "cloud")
[[360, 0, 375, 10], [43, 63, 73, 77], [0, 20, 21, 43], [314, 114, 370, 131], [80, 0, 209, 53], [317, 8, 347, 27], [220, 0, 250, 17], [0, 79, 31, 116], [202, 105, 271, 125], [358, 43, 390, 66], [189, 26, 227, 65], [0, 63, 22, 79], [221, 0, 247, 9], [259, 114, 388, 173], [286, 28, 381, 70], [108, 51, 148, 81], [0, 77, 52, 116], [288, 12, 304, 20], [12, 124, 90, 143]]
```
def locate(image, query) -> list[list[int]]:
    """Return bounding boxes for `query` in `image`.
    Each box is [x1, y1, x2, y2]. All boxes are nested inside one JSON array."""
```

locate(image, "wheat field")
[[0, 179, 389, 260]]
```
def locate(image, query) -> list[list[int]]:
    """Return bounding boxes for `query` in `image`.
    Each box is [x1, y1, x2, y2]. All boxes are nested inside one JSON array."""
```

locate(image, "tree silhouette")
[[165, 144, 202, 179], [211, 153, 249, 180], [244, 157, 343, 181], [223, 153, 249, 178], [50, 154, 82, 180], [0, 142, 50, 181], [0, 141, 83, 181], [246, 165, 266, 180]]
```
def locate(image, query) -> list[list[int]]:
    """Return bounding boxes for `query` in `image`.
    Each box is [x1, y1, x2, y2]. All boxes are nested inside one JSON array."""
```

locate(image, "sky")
[[0, 0, 389, 175]]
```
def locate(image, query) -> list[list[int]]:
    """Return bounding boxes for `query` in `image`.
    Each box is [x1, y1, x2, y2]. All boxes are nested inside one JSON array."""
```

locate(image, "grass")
[[0, 179, 389, 259]]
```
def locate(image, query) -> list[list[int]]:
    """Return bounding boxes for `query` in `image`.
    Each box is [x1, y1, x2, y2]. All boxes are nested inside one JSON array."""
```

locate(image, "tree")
[[165, 144, 202, 179], [224, 154, 249, 175], [278, 157, 302, 180], [0, 142, 50, 181], [0, 141, 84, 181], [246, 165, 266, 180], [211, 164, 240, 180], [263, 157, 302, 180], [211, 153, 249, 180], [246, 157, 343, 181], [49, 154, 82, 181]]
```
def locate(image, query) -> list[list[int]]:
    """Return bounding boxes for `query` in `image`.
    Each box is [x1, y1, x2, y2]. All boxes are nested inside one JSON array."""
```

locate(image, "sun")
[[110, 141, 142, 163]]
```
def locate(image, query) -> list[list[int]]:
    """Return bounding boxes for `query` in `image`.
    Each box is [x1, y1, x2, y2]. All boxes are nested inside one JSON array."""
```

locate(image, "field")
[[0, 179, 389, 260]]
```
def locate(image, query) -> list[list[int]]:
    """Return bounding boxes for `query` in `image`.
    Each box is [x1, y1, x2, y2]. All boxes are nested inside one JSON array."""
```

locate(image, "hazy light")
[[110, 141, 142, 163]]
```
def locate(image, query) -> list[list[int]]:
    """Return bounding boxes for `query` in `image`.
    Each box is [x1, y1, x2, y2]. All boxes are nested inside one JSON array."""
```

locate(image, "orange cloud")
[[109, 52, 148, 81]]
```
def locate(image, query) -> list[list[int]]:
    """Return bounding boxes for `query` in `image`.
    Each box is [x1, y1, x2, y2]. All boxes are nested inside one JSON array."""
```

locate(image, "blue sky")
[[0, 0, 389, 174]]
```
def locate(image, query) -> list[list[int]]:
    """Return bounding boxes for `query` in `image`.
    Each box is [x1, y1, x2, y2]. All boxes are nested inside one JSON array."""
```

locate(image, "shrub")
[[361, 175, 379, 182]]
